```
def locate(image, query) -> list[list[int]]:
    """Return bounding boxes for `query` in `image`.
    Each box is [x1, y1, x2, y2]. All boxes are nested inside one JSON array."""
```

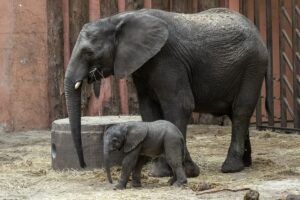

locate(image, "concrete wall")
[[0, 0, 49, 131]]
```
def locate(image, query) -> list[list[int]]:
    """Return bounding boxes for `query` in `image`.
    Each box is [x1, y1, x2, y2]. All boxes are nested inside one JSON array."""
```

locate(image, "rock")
[[244, 189, 260, 200], [286, 194, 300, 200], [51, 116, 141, 170]]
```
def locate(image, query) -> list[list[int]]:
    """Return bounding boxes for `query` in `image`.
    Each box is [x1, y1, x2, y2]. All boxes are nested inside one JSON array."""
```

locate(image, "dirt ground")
[[0, 125, 299, 200]]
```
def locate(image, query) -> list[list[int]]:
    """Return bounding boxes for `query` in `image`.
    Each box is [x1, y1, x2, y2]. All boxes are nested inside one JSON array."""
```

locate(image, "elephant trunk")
[[64, 76, 86, 168], [104, 144, 113, 183]]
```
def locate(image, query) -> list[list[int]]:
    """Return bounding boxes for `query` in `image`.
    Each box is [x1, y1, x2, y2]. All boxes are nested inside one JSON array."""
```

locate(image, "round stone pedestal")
[[51, 116, 141, 170]]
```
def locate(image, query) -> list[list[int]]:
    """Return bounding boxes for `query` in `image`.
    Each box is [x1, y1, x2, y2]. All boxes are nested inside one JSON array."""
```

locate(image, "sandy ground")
[[0, 125, 299, 200]]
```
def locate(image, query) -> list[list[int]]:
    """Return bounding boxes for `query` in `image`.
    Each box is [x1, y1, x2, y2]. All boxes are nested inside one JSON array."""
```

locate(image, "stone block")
[[51, 116, 141, 170]]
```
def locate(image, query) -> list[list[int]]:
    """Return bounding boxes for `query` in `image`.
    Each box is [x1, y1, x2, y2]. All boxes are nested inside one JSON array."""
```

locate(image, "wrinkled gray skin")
[[103, 120, 187, 190], [64, 8, 269, 176]]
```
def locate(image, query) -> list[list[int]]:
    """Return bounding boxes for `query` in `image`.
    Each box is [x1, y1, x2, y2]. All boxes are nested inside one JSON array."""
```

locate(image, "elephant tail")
[[264, 70, 273, 120]]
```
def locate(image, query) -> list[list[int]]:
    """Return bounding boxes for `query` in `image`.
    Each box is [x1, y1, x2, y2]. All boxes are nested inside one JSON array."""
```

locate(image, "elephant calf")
[[103, 120, 187, 189]]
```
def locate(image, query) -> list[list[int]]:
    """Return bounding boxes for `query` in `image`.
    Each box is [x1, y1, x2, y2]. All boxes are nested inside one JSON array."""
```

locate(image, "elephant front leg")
[[114, 148, 140, 190], [137, 97, 163, 122], [152, 92, 200, 178], [133, 77, 163, 122], [134, 89, 174, 177], [131, 156, 150, 187]]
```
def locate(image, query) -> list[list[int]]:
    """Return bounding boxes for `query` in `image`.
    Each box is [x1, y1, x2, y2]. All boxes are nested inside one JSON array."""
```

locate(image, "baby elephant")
[[103, 120, 187, 190]]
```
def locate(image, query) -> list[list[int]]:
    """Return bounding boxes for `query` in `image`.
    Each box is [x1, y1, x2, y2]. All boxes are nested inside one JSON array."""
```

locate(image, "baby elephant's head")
[[104, 125, 127, 152], [103, 123, 148, 184], [104, 123, 148, 153]]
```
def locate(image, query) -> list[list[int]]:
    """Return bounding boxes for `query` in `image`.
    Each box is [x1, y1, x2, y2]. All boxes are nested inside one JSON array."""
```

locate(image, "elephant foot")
[[149, 157, 172, 177], [167, 177, 176, 185], [172, 180, 187, 187], [221, 155, 244, 173], [184, 161, 200, 178], [131, 180, 142, 188], [113, 183, 126, 190]]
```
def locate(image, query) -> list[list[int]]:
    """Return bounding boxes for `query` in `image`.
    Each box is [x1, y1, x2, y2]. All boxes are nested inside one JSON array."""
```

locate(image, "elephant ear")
[[114, 14, 169, 78], [124, 124, 148, 153]]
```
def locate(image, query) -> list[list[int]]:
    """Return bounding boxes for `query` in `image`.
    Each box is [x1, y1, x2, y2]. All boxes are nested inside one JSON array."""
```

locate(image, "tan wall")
[[0, 0, 49, 131]]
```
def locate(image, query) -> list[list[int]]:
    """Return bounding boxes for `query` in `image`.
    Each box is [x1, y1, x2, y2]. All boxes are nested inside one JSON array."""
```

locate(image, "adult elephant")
[[64, 8, 269, 177]]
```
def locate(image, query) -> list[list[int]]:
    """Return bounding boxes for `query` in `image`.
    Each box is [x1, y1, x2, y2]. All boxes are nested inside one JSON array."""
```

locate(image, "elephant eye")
[[112, 138, 119, 145], [82, 48, 94, 57], [85, 51, 94, 57]]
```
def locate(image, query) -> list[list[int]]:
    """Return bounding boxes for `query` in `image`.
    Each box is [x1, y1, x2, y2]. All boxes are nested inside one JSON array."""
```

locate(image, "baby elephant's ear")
[[124, 125, 147, 153]]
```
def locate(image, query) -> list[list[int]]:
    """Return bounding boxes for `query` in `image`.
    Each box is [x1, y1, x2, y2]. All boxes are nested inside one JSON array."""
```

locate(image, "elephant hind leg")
[[243, 131, 252, 167], [172, 168, 187, 187], [164, 139, 187, 186], [168, 175, 176, 185], [227, 114, 252, 167], [167, 166, 187, 187], [222, 64, 265, 173]]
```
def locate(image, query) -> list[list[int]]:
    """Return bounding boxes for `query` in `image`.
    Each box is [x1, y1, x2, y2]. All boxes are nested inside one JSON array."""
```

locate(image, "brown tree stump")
[[51, 116, 141, 170]]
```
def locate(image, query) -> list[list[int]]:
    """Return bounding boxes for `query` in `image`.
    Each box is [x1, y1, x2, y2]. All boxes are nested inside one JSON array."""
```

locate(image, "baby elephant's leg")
[[131, 156, 149, 187], [172, 167, 187, 187], [114, 147, 141, 190], [167, 171, 177, 185], [164, 138, 187, 187]]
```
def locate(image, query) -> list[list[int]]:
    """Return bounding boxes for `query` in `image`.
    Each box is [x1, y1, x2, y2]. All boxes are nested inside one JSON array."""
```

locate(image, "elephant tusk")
[[75, 81, 82, 90]]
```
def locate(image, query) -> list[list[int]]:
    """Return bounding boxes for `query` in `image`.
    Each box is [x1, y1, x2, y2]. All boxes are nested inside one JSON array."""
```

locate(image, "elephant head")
[[64, 12, 168, 168], [103, 124, 148, 183]]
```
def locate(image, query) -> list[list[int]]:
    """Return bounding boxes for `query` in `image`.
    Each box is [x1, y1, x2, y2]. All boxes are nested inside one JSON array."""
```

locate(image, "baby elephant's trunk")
[[104, 149, 113, 183]]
